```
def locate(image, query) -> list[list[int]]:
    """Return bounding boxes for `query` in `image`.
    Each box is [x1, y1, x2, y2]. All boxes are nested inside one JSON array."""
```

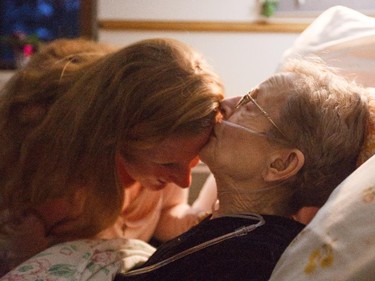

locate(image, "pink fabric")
[[99, 182, 200, 242]]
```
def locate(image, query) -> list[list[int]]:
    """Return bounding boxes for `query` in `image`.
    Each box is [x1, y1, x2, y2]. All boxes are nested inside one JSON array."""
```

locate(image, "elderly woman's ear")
[[262, 149, 305, 182]]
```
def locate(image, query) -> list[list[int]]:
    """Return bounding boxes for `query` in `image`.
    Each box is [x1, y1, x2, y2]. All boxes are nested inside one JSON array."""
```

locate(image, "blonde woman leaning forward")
[[0, 38, 224, 276]]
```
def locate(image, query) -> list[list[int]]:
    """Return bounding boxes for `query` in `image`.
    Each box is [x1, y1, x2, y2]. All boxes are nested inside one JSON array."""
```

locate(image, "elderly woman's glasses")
[[235, 89, 286, 138]]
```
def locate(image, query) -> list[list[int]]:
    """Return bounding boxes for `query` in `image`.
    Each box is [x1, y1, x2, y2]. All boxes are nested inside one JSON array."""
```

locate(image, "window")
[[0, 0, 97, 69]]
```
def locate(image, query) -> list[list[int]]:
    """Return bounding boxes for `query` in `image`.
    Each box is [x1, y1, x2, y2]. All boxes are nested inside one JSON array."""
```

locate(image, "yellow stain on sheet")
[[363, 186, 375, 203], [304, 243, 334, 274]]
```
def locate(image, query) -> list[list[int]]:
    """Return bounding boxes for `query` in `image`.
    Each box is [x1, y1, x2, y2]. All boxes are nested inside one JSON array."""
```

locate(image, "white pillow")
[[279, 5, 375, 88], [269, 154, 375, 281]]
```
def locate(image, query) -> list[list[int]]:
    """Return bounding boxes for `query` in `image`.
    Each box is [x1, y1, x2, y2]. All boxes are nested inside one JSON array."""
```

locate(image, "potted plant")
[[261, 0, 279, 17]]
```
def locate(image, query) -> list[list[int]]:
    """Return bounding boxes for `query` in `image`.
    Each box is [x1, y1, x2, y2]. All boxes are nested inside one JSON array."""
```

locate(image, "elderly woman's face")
[[200, 75, 289, 179]]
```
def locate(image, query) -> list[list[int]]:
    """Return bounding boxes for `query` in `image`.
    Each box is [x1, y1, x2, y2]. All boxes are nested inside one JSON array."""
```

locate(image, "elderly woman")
[[115, 58, 369, 281]]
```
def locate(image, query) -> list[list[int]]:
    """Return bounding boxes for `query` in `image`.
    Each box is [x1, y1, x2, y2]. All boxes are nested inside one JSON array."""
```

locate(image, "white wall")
[[97, 0, 300, 97], [98, 0, 260, 22]]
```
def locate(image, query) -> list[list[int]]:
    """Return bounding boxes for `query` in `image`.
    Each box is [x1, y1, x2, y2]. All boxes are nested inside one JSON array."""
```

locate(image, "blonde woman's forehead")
[[134, 131, 212, 163]]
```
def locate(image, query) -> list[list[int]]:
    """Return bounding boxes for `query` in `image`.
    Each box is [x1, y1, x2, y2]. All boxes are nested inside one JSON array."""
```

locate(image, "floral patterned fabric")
[[1, 238, 155, 281], [269, 154, 375, 280]]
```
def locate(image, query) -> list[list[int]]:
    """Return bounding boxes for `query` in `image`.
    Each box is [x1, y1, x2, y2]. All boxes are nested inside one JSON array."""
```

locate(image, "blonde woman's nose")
[[170, 167, 192, 188]]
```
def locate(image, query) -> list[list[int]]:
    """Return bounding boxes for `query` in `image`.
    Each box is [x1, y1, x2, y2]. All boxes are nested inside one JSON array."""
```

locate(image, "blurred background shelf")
[[0, 70, 15, 89]]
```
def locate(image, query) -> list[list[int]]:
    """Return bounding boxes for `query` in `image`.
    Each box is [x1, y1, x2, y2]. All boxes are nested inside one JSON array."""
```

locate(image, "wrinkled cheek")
[[211, 139, 232, 170], [199, 143, 218, 170]]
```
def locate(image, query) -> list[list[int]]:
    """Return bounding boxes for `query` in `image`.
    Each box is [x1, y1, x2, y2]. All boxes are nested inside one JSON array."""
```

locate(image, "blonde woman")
[[0, 38, 224, 275]]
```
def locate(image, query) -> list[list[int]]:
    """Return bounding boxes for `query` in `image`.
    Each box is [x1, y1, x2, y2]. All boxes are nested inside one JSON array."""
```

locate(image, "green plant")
[[261, 0, 279, 17]]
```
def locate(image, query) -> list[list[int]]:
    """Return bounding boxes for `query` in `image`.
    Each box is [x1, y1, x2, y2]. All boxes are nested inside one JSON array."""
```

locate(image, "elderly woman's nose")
[[220, 97, 241, 119]]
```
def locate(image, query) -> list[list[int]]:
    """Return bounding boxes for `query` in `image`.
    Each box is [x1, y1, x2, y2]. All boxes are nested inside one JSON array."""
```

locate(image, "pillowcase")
[[278, 5, 375, 88], [269, 153, 375, 280]]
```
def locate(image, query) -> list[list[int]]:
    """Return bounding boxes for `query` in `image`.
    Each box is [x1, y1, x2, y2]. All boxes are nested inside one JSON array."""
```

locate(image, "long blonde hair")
[[1, 38, 224, 237]]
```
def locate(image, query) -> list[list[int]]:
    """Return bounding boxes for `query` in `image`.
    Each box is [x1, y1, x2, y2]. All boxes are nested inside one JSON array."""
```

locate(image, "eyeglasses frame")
[[234, 89, 287, 139]]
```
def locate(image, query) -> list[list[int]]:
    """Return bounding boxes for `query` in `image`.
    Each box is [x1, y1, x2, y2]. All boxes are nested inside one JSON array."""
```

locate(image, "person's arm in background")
[[192, 173, 218, 213], [152, 183, 198, 242], [153, 178, 218, 242], [154, 173, 219, 242], [292, 207, 319, 225]]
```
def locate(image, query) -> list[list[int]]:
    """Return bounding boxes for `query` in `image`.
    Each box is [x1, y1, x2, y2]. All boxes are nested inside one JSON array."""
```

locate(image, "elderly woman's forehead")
[[257, 72, 296, 95], [264, 72, 296, 86], [254, 73, 296, 116]]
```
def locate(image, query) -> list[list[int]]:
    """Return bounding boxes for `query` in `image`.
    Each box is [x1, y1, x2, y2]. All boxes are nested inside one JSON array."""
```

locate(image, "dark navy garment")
[[115, 214, 304, 281]]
